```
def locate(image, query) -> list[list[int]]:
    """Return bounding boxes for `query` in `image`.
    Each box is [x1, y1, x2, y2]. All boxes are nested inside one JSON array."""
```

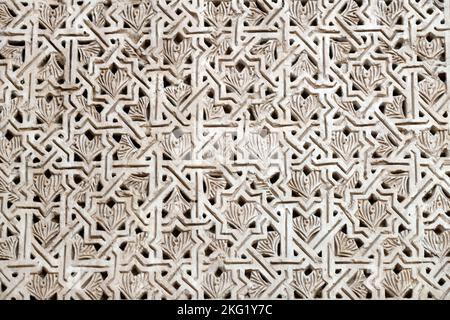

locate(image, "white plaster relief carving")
[[0, 0, 448, 300]]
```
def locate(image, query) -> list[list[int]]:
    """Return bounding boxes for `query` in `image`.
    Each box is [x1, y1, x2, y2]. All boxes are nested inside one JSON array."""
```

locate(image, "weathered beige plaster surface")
[[0, 0, 449, 299]]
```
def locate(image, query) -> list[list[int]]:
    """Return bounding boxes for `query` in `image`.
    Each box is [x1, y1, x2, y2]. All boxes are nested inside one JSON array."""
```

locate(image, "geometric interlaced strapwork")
[[0, 0, 449, 299]]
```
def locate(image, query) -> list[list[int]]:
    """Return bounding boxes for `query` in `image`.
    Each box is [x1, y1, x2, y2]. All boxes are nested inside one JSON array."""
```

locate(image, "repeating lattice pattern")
[[0, 0, 449, 300]]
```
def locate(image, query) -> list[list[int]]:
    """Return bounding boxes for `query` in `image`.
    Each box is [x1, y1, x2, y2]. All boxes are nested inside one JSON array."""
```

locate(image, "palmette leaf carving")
[[90, 3, 105, 27], [225, 202, 258, 232], [224, 66, 256, 95], [164, 82, 192, 106], [383, 269, 416, 298], [206, 233, 230, 260], [78, 41, 102, 64], [289, 170, 322, 198], [418, 77, 446, 105], [340, 0, 360, 25], [161, 231, 192, 261], [38, 53, 64, 81], [422, 229, 450, 258], [247, 132, 278, 162], [245, 1, 267, 25], [0, 99, 18, 124], [292, 52, 318, 78], [382, 172, 409, 196], [383, 236, 403, 254], [72, 234, 97, 260], [355, 199, 389, 230], [250, 40, 280, 66], [35, 96, 64, 125], [163, 187, 191, 218], [331, 40, 352, 64], [83, 273, 104, 300], [38, 3, 68, 31], [334, 171, 360, 197], [256, 231, 280, 257], [117, 135, 139, 160], [0, 43, 24, 66], [348, 270, 368, 298], [291, 269, 326, 298], [0, 235, 18, 260], [378, 39, 406, 64], [376, 0, 403, 27], [0, 4, 13, 27], [293, 215, 321, 242], [96, 203, 127, 232], [249, 100, 275, 122], [416, 37, 444, 61], [123, 232, 149, 259], [248, 271, 269, 298], [72, 134, 103, 162], [32, 220, 59, 246], [289, 0, 318, 28], [351, 64, 385, 94], [33, 173, 63, 206], [128, 97, 151, 121], [383, 96, 406, 118], [121, 173, 149, 201], [288, 93, 322, 123], [423, 185, 450, 215], [331, 130, 359, 160], [416, 129, 447, 158], [27, 273, 61, 300], [74, 174, 100, 204], [161, 132, 191, 160], [204, 1, 236, 28], [204, 101, 226, 121], [204, 173, 227, 199], [121, 1, 155, 33], [120, 272, 150, 299], [98, 67, 129, 98], [375, 134, 397, 157], [203, 270, 234, 299], [334, 231, 358, 257], [0, 135, 21, 164], [163, 38, 192, 67]]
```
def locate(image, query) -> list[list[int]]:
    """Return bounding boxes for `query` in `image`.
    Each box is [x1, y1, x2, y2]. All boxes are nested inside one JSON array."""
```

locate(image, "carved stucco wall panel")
[[0, 0, 449, 300]]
